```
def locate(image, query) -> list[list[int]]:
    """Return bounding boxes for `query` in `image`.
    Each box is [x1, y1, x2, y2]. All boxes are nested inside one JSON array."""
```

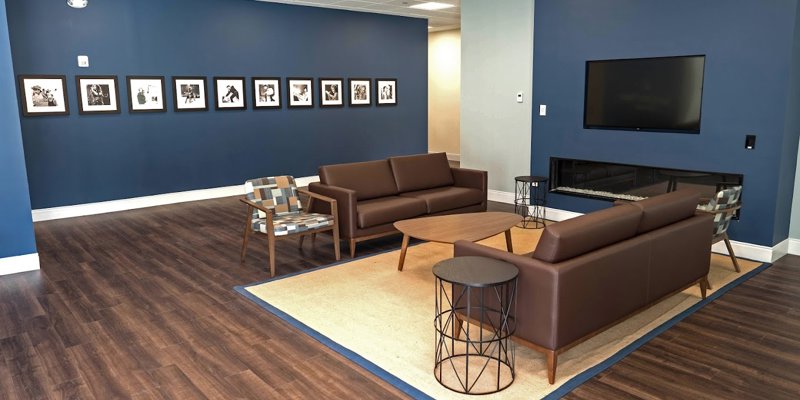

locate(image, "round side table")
[[433, 256, 518, 394], [514, 175, 548, 229]]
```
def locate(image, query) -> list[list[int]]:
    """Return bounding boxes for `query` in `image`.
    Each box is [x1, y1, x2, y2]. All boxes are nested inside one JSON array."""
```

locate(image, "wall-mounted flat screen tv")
[[584, 55, 705, 133]]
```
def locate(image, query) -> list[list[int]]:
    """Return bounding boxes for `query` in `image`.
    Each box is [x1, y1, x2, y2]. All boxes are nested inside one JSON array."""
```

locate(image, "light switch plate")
[[516, 92, 524, 103], [539, 104, 547, 116], [77, 55, 89, 68]]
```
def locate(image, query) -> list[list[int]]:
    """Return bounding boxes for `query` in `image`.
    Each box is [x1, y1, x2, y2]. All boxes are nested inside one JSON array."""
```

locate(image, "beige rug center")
[[244, 227, 761, 400]]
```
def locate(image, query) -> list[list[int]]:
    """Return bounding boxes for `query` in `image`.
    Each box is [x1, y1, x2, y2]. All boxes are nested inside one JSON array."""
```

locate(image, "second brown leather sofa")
[[454, 189, 713, 384], [309, 152, 488, 257]]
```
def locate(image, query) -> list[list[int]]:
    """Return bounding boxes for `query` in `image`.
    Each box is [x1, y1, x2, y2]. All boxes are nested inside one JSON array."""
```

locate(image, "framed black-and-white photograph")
[[319, 78, 344, 107], [173, 76, 208, 112], [349, 78, 371, 107], [376, 78, 397, 106], [252, 77, 281, 109], [126, 76, 166, 113], [18, 75, 69, 116], [287, 78, 313, 108], [214, 77, 246, 110], [76, 75, 120, 114]]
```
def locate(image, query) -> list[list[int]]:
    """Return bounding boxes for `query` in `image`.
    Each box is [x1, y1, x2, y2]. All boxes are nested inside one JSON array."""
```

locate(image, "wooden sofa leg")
[[546, 350, 558, 384], [298, 234, 305, 248], [349, 239, 357, 258], [699, 276, 709, 300]]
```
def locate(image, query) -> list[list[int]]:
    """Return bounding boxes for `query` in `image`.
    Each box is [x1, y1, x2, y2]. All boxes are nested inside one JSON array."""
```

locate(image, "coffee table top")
[[394, 212, 522, 244]]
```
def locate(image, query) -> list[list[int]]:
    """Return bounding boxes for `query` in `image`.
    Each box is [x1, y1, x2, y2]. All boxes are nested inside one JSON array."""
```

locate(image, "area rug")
[[235, 227, 767, 399]]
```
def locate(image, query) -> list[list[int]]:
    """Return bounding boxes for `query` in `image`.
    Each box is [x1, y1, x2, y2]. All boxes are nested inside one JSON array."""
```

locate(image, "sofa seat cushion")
[[628, 189, 701, 234], [319, 159, 398, 200], [388, 153, 454, 192], [399, 186, 484, 214], [532, 203, 642, 263], [357, 196, 427, 229]]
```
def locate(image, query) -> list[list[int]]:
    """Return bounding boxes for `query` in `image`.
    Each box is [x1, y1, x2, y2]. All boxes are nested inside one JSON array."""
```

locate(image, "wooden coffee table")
[[393, 212, 523, 271]]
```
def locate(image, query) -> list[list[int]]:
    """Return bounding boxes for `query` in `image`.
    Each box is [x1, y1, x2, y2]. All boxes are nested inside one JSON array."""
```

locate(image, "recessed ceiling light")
[[67, 0, 88, 8], [409, 2, 455, 11]]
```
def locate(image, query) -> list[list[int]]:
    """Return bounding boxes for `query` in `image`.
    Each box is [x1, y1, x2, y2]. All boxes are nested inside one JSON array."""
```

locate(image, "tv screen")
[[583, 55, 705, 133]]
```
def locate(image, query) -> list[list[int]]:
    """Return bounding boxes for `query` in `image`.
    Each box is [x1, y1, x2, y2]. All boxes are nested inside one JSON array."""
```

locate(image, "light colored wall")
[[428, 29, 461, 157], [790, 136, 800, 239], [460, 0, 533, 193]]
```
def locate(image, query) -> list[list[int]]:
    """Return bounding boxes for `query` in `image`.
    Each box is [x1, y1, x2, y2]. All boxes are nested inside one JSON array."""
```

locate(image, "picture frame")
[[173, 76, 208, 112], [214, 77, 246, 110], [17, 75, 69, 116], [76, 75, 121, 115], [252, 77, 281, 109], [126, 76, 166, 113], [319, 78, 344, 107], [287, 78, 313, 108], [376, 78, 397, 106], [348, 78, 371, 107]]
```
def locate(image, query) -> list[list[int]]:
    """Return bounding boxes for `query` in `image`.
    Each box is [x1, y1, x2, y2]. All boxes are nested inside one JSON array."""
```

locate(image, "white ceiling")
[[256, 0, 461, 31]]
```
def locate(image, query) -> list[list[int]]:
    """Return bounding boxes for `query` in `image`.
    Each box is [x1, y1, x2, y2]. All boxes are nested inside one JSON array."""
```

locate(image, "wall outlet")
[[77, 55, 89, 67], [539, 104, 547, 116]]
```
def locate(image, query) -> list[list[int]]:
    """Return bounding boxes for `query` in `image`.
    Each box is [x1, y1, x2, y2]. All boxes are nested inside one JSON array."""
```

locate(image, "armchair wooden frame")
[[697, 203, 742, 273], [240, 188, 340, 277]]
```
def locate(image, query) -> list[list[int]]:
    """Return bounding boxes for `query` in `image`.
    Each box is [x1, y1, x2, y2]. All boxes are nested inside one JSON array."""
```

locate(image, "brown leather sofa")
[[453, 189, 713, 384], [309, 153, 487, 257]]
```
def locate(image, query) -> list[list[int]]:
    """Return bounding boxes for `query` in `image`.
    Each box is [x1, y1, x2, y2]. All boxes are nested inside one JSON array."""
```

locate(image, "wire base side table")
[[514, 175, 548, 229], [433, 256, 518, 395]]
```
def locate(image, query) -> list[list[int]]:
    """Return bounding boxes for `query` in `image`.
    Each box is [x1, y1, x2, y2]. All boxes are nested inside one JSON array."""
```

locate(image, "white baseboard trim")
[[488, 189, 782, 263], [32, 175, 321, 222], [789, 239, 800, 256], [488, 189, 516, 205], [0, 253, 40, 276]]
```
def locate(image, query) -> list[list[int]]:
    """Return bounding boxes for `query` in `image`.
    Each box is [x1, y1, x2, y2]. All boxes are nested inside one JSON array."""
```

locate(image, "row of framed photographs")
[[18, 75, 398, 117]]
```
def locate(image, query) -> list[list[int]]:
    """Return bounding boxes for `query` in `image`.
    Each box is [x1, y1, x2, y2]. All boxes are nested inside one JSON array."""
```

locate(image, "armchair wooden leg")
[[240, 212, 252, 263], [723, 235, 741, 272], [332, 229, 341, 261], [453, 315, 463, 340], [546, 350, 558, 384], [268, 237, 276, 278], [349, 239, 357, 258]]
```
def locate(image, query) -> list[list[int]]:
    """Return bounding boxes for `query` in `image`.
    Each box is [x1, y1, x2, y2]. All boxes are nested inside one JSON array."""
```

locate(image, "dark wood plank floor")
[[0, 196, 798, 399]]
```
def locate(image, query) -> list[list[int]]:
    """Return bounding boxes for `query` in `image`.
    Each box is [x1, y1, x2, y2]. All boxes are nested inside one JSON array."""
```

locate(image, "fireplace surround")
[[549, 157, 744, 205]]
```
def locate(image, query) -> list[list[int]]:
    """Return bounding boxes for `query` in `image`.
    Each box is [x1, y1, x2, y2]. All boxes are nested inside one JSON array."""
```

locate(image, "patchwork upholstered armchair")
[[698, 185, 742, 272], [240, 176, 340, 277]]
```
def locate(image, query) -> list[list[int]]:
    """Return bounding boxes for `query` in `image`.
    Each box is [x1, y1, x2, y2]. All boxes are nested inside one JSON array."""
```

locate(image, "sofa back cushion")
[[319, 160, 398, 200], [628, 189, 701, 234], [388, 153, 454, 193], [532, 203, 642, 263]]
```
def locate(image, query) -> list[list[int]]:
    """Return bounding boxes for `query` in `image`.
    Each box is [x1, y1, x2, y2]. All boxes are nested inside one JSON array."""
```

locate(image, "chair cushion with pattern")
[[702, 186, 742, 236], [252, 212, 335, 236], [244, 176, 303, 219]]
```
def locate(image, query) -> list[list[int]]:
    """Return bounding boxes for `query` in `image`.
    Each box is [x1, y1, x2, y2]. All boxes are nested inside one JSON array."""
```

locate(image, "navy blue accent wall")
[[532, 0, 800, 246], [6, 0, 427, 208], [0, 0, 37, 259]]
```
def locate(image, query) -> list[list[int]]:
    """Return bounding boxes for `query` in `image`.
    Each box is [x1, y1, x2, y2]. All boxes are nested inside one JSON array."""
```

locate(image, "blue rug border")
[[234, 244, 434, 400], [235, 245, 771, 400], [542, 260, 773, 399]]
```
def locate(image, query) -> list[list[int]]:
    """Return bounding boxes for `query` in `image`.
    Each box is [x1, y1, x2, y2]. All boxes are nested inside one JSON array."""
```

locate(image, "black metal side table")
[[514, 175, 548, 229], [433, 256, 518, 395]]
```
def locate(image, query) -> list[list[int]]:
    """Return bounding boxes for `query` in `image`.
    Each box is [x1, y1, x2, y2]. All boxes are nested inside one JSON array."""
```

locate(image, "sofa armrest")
[[308, 182, 357, 239], [451, 167, 487, 192], [453, 240, 560, 349]]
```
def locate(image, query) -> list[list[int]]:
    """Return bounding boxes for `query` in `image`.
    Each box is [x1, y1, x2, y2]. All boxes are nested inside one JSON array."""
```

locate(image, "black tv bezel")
[[582, 54, 706, 134]]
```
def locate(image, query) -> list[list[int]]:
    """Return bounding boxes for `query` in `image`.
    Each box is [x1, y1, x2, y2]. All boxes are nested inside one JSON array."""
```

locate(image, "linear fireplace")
[[549, 157, 744, 203]]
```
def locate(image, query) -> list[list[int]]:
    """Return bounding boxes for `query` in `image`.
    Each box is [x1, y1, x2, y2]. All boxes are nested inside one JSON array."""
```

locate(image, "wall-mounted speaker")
[[745, 134, 756, 150]]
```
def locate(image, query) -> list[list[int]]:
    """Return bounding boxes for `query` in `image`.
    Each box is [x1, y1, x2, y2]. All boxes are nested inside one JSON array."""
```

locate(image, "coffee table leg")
[[398, 234, 410, 271], [505, 229, 513, 253]]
